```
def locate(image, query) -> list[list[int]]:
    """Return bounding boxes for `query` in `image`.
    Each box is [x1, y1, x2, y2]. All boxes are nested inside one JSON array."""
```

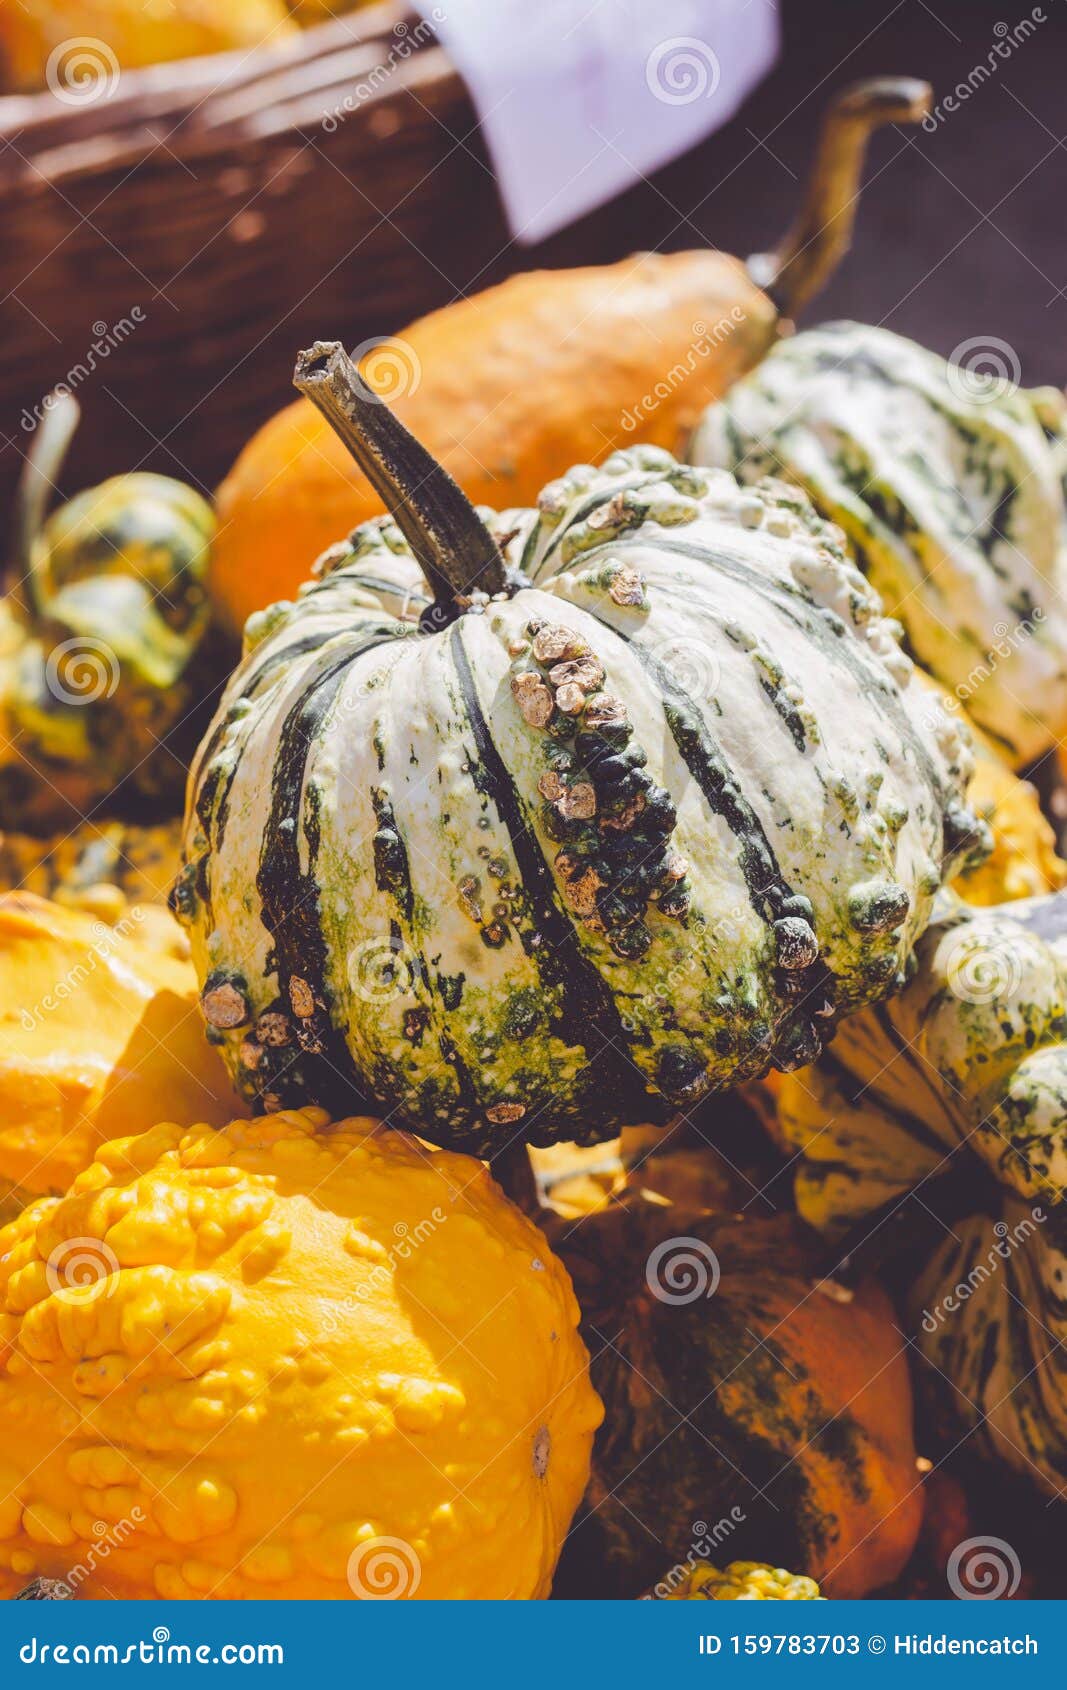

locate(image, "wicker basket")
[[0, 7, 507, 507]]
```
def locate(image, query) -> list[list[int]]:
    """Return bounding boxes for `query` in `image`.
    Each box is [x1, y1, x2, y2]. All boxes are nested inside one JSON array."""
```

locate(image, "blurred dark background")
[[3, 0, 1065, 502], [539, 0, 1067, 382]]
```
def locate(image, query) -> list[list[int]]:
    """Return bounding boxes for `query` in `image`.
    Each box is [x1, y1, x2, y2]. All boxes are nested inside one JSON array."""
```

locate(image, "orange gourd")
[[552, 1199, 921, 1599], [0, 1108, 601, 1599], [211, 79, 931, 631], [0, 894, 241, 1209]]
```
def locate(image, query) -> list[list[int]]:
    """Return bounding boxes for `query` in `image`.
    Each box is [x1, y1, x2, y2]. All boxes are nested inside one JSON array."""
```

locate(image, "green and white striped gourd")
[[175, 341, 987, 1156], [776, 889, 1067, 1493], [690, 321, 1067, 768]]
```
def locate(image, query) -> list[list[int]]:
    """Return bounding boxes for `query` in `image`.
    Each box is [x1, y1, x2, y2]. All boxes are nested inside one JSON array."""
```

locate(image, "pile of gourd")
[[3, 81, 1067, 1603]]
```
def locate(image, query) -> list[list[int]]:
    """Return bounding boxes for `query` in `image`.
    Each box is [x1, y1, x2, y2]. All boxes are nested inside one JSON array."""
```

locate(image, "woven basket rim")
[[0, 3, 443, 158]]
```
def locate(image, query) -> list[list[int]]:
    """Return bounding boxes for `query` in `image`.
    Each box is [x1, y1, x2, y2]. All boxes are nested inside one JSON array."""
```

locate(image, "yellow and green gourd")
[[690, 321, 1067, 768], [657, 1562, 823, 1600], [775, 888, 1067, 1495], [175, 341, 989, 1155], [0, 394, 217, 830]]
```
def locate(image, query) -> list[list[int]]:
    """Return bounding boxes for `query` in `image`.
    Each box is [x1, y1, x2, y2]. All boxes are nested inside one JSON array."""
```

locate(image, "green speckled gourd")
[[775, 889, 1067, 1494], [654, 1562, 823, 1600], [690, 321, 1067, 767], [0, 394, 216, 830], [175, 340, 988, 1156], [551, 1202, 921, 1598]]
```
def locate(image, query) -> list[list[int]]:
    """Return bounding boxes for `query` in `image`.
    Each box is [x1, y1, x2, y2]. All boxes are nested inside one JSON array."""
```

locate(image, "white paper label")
[[413, 0, 779, 244]]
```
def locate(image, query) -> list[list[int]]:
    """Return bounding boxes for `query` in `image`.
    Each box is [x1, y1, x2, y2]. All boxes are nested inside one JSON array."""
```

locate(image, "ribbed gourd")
[[211, 82, 931, 631], [551, 1202, 921, 1599], [0, 1108, 601, 1599], [774, 889, 1067, 1495], [0, 395, 217, 831], [0, 893, 241, 1213], [690, 321, 1067, 768], [655, 1562, 823, 1600], [176, 341, 988, 1155]]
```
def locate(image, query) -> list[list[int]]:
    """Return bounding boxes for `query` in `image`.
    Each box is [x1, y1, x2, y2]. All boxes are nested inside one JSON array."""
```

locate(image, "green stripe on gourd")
[[776, 888, 1067, 1493], [689, 321, 1067, 767], [176, 340, 989, 1156]]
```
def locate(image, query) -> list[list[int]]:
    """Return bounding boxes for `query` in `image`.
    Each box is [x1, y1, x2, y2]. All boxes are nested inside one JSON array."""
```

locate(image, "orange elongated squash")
[[211, 79, 931, 631]]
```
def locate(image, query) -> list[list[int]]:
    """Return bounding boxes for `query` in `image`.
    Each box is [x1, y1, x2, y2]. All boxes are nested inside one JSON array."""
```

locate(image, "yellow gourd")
[[0, 894, 241, 1208], [0, 1108, 601, 1599], [914, 672, 1066, 906], [659, 1562, 823, 1600], [0, 0, 295, 92]]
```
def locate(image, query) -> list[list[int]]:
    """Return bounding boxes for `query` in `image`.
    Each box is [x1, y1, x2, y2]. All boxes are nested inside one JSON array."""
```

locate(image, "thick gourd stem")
[[9, 390, 80, 616], [293, 340, 507, 625], [490, 1141, 545, 1221], [749, 77, 932, 323]]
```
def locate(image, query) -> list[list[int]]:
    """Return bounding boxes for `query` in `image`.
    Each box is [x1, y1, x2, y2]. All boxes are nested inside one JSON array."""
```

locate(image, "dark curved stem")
[[748, 77, 932, 323], [293, 340, 506, 623], [9, 390, 80, 616]]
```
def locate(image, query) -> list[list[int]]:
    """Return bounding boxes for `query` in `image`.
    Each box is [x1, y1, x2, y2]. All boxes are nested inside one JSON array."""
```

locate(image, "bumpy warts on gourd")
[[691, 321, 1067, 768], [176, 345, 989, 1156], [656, 1561, 823, 1600], [0, 1108, 601, 1599], [775, 889, 1067, 1496]]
